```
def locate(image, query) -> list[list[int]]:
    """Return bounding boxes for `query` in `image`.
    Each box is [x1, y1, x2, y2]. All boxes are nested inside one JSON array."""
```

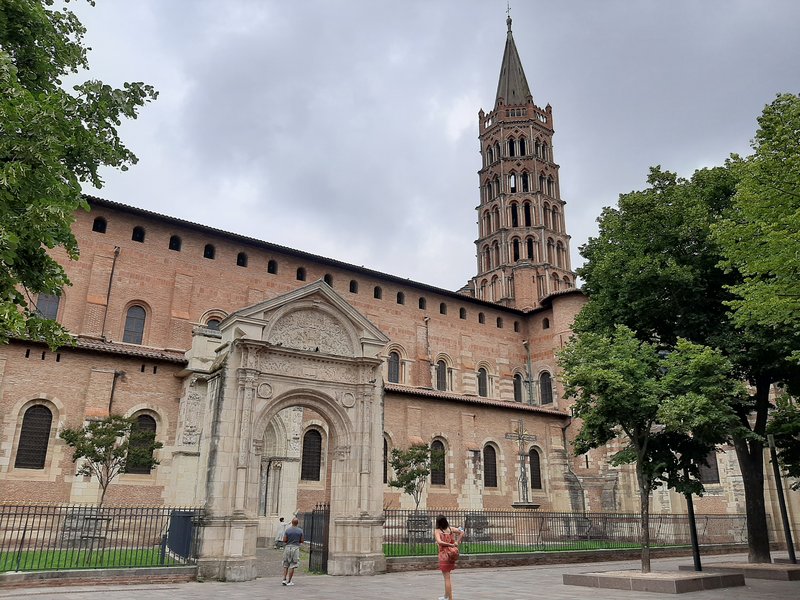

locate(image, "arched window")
[[509, 173, 517, 193], [512, 238, 520, 261], [527, 238, 535, 260], [324, 273, 333, 286], [508, 139, 516, 157], [529, 448, 543, 489], [478, 312, 485, 324], [92, 217, 107, 233], [383, 438, 389, 484], [206, 318, 221, 331], [168, 235, 181, 251], [267, 259, 278, 274], [542, 318, 550, 330], [436, 360, 447, 391], [556, 241, 565, 268], [513, 320, 520, 332], [547, 239, 555, 264], [483, 445, 498, 488], [518, 138, 527, 155], [126, 414, 157, 474], [513, 373, 523, 402], [547, 177, 555, 197], [430, 440, 446, 485], [387, 351, 400, 384], [396, 291, 405, 305], [698, 450, 720, 484], [296, 267, 306, 281], [563, 276, 572, 288], [552, 207, 561, 233], [510, 203, 519, 228], [374, 286, 383, 299], [123, 305, 146, 344], [539, 174, 546, 191], [349, 280, 358, 294], [477, 367, 488, 397], [14, 404, 52, 469], [542, 142, 549, 161], [236, 252, 248, 267], [521, 172, 530, 192], [203, 244, 215, 259], [540, 372, 553, 404], [300, 429, 322, 481], [459, 307, 467, 320], [36, 293, 60, 320], [439, 302, 447, 315], [543, 203, 551, 229], [524, 203, 532, 227], [496, 317, 503, 329], [132, 226, 145, 243]]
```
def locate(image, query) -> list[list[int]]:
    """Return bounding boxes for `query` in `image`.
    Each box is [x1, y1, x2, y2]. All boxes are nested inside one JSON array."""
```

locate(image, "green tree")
[[714, 93, 800, 336], [559, 326, 743, 573], [388, 443, 439, 512], [59, 415, 162, 505], [0, 0, 157, 349], [576, 164, 800, 563]]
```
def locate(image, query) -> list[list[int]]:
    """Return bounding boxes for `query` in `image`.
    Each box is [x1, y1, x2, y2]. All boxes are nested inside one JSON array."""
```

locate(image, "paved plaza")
[[0, 554, 797, 600]]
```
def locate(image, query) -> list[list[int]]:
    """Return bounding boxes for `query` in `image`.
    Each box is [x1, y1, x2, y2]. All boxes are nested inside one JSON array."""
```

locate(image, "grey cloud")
[[74, 0, 800, 289]]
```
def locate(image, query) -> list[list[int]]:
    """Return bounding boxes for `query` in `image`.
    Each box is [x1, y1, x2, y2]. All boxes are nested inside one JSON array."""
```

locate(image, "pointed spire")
[[495, 16, 532, 107]]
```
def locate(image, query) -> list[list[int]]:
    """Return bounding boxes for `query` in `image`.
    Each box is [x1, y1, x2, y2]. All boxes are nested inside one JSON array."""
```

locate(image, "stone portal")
[[182, 281, 389, 580]]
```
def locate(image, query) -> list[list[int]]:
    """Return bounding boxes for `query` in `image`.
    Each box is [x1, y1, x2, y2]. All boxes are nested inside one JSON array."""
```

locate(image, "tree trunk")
[[637, 464, 651, 573], [731, 377, 772, 563], [733, 435, 771, 563]]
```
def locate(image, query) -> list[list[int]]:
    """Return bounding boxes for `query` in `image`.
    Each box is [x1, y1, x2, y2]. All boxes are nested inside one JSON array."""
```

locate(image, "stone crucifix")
[[504, 419, 537, 504]]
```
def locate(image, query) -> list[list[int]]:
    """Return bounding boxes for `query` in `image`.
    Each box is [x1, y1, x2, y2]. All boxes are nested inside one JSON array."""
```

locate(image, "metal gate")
[[302, 503, 329, 574]]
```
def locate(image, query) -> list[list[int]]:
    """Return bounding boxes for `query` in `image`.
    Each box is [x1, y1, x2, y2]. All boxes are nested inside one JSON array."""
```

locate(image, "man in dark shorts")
[[281, 517, 303, 586]]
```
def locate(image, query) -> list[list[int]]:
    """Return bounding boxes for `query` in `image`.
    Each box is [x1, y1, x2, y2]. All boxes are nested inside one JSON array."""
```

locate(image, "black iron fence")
[[384, 509, 752, 557], [0, 503, 203, 572], [298, 503, 329, 574]]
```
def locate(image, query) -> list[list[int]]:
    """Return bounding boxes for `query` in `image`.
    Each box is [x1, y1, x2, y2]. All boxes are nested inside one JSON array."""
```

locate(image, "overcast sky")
[[72, 0, 800, 291]]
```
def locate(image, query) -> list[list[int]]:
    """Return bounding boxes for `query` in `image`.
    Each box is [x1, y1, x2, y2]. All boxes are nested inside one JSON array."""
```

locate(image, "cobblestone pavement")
[[0, 554, 797, 600]]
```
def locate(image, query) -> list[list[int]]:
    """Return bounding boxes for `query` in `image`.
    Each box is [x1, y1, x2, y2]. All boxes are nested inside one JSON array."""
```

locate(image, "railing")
[[0, 503, 203, 572], [298, 503, 330, 574], [383, 510, 751, 557]]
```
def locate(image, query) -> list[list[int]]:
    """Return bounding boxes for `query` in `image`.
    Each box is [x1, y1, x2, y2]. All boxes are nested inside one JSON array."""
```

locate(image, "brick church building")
[[0, 17, 786, 578]]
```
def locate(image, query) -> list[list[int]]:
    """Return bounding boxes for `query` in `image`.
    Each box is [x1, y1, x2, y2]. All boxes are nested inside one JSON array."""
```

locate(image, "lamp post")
[[768, 434, 797, 563]]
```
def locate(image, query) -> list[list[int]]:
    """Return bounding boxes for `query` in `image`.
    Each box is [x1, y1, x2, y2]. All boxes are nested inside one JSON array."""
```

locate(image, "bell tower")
[[470, 17, 575, 310]]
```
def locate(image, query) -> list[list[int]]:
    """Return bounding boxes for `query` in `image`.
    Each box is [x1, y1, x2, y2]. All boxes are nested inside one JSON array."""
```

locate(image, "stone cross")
[[504, 419, 537, 503]]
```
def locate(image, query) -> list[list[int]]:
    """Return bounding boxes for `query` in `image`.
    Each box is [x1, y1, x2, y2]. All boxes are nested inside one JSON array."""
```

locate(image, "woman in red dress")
[[434, 515, 464, 600]]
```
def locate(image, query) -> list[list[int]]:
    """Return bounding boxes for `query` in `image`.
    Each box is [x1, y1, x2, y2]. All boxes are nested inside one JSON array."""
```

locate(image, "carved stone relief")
[[180, 391, 203, 446], [267, 309, 353, 356], [260, 355, 357, 384]]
